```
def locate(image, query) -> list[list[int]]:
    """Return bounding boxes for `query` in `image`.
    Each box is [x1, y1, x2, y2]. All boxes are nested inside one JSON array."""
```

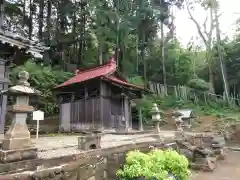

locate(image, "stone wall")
[[0, 140, 177, 180]]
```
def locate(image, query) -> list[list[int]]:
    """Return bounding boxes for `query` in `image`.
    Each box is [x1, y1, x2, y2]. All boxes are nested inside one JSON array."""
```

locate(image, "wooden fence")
[[148, 82, 240, 108]]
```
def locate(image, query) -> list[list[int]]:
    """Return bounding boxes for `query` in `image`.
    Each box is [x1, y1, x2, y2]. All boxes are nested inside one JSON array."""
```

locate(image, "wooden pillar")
[[129, 101, 132, 129], [0, 59, 8, 139], [139, 108, 143, 131], [84, 85, 88, 128], [124, 96, 130, 132], [99, 81, 104, 130]]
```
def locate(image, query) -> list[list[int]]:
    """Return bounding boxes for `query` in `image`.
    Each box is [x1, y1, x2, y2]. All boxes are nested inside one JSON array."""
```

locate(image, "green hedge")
[[117, 149, 190, 180]]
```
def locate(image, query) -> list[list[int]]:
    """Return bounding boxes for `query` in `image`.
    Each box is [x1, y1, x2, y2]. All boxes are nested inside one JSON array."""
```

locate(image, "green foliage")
[[187, 78, 210, 91], [136, 93, 240, 124], [10, 60, 73, 116], [128, 76, 144, 86], [117, 149, 190, 180], [6, 0, 240, 118], [135, 96, 155, 124]]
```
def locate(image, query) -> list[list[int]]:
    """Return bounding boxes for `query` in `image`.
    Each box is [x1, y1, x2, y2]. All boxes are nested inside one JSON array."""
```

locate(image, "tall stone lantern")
[[151, 103, 161, 133], [0, 71, 40, 163]]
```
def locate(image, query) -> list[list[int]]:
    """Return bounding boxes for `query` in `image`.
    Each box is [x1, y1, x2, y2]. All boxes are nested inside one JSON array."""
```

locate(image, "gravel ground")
[[32, 131, 175, 159]]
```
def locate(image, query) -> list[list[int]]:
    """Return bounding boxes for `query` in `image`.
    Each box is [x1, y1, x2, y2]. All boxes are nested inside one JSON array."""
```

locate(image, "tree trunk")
[[38, 0, 44, 41], [161, 21, 166, 85], [136, 33, 139, 74], [46, 0, 52, 45], [185, 0, 215, 93], [22, 0, 26, 28], [206, 50, 215, 93], [28, 0, 33, 39], [77, 1, 86, 67], [98, 43, 103, 65], [72, 0, 77, 62], [142, 33, 147, 88], [214, 6, 229, 102], [0, 0, 4, 30]]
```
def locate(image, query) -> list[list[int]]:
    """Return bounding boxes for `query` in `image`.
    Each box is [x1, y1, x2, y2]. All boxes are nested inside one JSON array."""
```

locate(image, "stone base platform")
[[0, 147, 37, 163], [78, 134, 101, 150]]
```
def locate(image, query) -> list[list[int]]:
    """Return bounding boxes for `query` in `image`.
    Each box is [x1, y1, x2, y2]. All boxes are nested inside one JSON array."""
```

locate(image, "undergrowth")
[[135, 94, 240, 124]]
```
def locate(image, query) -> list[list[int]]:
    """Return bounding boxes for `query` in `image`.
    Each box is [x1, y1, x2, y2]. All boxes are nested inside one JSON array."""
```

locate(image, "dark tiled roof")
[[0, 30, 49, 58]]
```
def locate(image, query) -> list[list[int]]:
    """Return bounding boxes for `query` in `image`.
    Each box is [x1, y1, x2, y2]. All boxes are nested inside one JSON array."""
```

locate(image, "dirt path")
[[191, 151, 240, 180]]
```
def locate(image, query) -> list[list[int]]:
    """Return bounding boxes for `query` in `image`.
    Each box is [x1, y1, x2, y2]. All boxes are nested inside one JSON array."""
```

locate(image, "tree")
[[213, 0, 230, 102], [185, 0, 215, 92]]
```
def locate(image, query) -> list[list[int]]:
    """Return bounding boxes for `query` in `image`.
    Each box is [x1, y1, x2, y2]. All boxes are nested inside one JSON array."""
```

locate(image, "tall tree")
[[38, 0, 44, 41], [213, 0, 230, 101], [185, 0, 215, 92]]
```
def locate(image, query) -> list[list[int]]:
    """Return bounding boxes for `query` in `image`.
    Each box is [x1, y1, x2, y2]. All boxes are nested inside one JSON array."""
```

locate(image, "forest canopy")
[[3, 0, 240, 115]]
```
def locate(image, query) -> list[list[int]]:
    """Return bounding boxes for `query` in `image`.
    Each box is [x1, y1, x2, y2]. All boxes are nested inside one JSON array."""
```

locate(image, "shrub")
[[117, 149, 190, 180], [188, 78, 209, 91]]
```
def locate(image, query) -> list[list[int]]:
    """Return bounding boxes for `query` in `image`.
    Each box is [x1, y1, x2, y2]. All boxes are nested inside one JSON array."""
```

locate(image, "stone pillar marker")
[[0, 71, 40, 163]]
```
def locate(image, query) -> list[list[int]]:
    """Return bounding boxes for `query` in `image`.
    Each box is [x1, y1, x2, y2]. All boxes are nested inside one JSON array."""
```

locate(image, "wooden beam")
[[124, 96, 130, 132]]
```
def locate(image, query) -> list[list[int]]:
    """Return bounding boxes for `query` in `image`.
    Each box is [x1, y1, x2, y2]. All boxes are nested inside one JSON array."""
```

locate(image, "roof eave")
[[101, 77, 147, 92]]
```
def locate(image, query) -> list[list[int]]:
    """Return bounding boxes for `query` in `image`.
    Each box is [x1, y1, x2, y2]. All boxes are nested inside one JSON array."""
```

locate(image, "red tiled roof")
[[56, 57, 116, 88], [55, 56, 144, 91]]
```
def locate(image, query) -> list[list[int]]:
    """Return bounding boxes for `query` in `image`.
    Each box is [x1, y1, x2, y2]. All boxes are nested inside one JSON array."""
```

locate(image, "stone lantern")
[[151, 103, 161, 133], [0, 71, 40, 163], [172, 111, 184, 132]]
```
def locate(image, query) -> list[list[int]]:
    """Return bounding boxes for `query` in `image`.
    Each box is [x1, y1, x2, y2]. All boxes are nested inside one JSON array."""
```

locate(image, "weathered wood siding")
[[70, 97, 101, 130], [102, 98, 112, 129]]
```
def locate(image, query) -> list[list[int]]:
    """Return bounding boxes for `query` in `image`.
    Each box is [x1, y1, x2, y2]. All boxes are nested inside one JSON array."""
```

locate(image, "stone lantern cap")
[[151, 103, 160, 114], [172, 111, 183, 117], [1, 71, 41, 96]]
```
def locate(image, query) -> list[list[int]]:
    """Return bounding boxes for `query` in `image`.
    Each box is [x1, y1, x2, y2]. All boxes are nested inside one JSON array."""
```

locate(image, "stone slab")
[[0, 147, 37, 163]]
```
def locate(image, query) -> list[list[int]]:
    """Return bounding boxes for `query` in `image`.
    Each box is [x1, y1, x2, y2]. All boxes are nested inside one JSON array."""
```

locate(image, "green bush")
[[187, 78, 209, 91], [117, 149, 190, 180]]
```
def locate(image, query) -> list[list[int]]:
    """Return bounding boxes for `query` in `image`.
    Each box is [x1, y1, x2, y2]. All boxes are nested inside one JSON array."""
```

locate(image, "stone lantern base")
[[0, 116, 38, 163]]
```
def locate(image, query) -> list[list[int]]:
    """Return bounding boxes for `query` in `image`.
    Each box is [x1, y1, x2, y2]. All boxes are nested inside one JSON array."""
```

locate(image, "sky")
[[174, 0, 240, 47]]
